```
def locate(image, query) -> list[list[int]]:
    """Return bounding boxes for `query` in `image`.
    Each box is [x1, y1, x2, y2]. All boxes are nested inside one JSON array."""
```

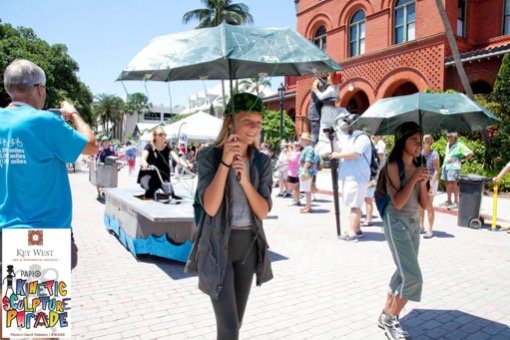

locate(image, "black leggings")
[[211, 229, 258, 340]]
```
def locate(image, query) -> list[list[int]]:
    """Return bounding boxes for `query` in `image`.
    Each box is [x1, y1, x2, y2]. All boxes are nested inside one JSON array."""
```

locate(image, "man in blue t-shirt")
[[0, 59, 98, 271]]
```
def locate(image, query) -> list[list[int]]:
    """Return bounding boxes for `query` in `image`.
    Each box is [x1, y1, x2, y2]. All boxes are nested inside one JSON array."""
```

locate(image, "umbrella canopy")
[[351, 92, 499, 135], [118, 22, 341, 81]]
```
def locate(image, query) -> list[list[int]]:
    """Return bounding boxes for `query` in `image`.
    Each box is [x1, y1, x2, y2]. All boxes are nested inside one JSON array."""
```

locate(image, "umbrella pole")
[[328, 134, 341, 236], [228, 61, 242, 181], [419, 111, 423, 166]]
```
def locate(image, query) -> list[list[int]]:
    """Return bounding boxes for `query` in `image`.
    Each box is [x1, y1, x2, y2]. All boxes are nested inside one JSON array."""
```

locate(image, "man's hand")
[[60, 100, 78, 121]]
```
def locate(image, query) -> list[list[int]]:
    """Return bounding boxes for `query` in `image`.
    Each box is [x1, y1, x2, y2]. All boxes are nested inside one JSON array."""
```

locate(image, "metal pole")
[[328, 133, 341, 236], [279, 86, 284, 141]]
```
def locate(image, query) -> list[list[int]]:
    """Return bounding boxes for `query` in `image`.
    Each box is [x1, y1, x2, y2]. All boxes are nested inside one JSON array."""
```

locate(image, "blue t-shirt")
[[0, 104, 87, 229]]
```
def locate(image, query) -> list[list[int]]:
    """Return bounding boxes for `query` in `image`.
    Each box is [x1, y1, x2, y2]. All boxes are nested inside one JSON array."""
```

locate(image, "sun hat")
[[300, 132, 312, 141], [224, 92, 264, 116]]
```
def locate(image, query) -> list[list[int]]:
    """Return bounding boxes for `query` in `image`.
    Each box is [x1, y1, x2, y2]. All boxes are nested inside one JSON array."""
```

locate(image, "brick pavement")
[[70, 166, 510, 339]]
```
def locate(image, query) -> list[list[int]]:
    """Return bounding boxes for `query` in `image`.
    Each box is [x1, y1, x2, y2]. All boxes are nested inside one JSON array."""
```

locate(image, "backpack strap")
[[397, 159, 406, 183], [354, 132, 372, 167]]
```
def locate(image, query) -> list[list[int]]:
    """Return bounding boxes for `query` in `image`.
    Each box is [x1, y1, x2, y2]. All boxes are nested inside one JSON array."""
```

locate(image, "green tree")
[[125, 92, 152, 122], [182, 0, 254, 28], [488, 54, 510, 175], [0, 23, 94, 123], [94, 94, 125, 139], [183, 0, 254, 106], [237, 76, 271, 96], [261, 109, 295, 151]]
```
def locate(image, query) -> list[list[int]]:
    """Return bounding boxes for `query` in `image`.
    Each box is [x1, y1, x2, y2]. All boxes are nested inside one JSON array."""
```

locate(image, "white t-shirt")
[[338, 131, 372, 183]]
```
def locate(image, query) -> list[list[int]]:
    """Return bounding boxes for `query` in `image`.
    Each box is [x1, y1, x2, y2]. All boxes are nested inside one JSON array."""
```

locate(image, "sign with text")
[[2, 229, 71, 338]]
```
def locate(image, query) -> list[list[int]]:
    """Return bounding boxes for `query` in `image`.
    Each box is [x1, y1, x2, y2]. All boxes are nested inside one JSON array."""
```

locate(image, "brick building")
[[290, 0, 510, 133]]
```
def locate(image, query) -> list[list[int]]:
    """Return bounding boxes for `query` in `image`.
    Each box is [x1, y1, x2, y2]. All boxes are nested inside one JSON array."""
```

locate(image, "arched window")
[[349, 10, 366, 57], [457, 0, 467, 38], [395, 0, 415, 44], [504, 0, 510, 35], [313, 26, 327, 51]]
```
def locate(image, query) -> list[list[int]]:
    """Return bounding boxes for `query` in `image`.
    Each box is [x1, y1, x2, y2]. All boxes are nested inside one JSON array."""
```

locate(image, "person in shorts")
[[287, 142, 302, 206], [329, 114, 372, 241], [298, 132, 316, 213], [420, 135, 440, 238], [440, 132, 473, 210]]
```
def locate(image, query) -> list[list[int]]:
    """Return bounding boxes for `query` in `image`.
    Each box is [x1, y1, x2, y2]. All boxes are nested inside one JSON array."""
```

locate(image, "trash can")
[[89, 156, 119, 188], [457, 174, 486, 228]]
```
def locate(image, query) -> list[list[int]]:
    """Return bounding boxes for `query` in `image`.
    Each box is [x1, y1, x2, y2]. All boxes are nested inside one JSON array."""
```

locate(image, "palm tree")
[[94, 94, 125, 139], [434, 0, 473, 99], [237, 76, 271, 95], [125, 92, 152, 123], [183, 0, 254, 108], [182, 0, 254, 28]]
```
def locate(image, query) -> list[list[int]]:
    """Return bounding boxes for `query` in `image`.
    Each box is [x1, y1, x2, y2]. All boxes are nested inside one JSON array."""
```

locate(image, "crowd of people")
[[3, 59, 510, 340]]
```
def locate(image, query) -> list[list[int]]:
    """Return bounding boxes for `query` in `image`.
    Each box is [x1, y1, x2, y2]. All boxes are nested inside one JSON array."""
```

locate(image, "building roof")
[[445, 43, 510, 66]]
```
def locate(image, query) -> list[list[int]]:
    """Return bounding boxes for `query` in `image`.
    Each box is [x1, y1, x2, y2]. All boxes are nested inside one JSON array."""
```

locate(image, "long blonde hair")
[[151, 126, 167, 158], [212, 113, 260, 149]]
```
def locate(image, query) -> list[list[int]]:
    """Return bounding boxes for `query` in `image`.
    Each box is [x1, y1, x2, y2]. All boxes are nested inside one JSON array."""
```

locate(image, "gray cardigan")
[[185, 145, 273, 299]]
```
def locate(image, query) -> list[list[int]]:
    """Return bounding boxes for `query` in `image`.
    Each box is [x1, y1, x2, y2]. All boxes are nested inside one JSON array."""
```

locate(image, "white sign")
[[2, 229, 71, 338]]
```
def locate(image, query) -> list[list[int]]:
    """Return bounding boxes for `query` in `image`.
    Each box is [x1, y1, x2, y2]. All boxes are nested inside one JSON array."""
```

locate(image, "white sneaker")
[[381, 315, 410, 339], [423, 231, 433, 239]]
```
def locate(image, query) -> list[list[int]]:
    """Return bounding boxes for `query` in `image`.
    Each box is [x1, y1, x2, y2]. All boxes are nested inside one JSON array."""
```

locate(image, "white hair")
[[3, 59, 46, 96]]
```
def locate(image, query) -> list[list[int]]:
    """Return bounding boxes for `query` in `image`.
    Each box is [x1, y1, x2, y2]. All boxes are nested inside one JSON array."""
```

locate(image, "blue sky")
[[1, 0, 297, 107]]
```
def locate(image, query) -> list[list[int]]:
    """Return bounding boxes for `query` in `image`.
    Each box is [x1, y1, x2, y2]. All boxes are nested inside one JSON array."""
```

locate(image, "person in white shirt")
[[330, 114, 372, 242]]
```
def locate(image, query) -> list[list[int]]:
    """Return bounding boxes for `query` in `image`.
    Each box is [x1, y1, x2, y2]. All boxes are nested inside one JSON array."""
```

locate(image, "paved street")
[[70, 166, 510, 339]]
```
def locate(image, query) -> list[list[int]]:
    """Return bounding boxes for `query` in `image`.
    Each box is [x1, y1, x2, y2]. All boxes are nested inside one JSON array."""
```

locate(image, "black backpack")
[[354, 133, 381, 181]]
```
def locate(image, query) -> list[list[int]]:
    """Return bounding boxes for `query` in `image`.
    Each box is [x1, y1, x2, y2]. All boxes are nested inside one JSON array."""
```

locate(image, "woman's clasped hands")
[[412, 166, 429, 184], [223, 134, 248, 183]]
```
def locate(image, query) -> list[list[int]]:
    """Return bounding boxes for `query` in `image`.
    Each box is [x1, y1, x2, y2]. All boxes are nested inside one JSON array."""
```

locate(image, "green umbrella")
[[118, 22, 341, 81], [351, 92, 499, 135]]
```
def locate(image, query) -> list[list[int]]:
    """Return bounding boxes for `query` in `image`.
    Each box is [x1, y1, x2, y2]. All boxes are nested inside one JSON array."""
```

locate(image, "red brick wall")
[[293, 0, 510, 133]]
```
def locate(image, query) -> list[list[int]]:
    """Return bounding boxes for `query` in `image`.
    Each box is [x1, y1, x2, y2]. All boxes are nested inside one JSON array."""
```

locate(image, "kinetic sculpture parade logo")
[[2, 229, 71, 337]]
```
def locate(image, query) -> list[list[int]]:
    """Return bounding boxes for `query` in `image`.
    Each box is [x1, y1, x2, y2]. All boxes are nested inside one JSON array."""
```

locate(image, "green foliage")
[[261, 109, 295, 151], [0, 23, 94, 124], [182, 0, 254, 28], [93, 94, 125, 138], [125, 92, 151, 116]]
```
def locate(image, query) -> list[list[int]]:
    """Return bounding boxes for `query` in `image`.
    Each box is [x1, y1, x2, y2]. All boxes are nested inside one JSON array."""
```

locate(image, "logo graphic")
[[2, 265, 16, 298], [28, 230, 43, 246]]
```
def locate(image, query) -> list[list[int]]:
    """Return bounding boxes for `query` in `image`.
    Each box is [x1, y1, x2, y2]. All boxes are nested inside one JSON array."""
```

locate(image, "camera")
[[48, 108, 63, 117], [323, 126, 335, 134]]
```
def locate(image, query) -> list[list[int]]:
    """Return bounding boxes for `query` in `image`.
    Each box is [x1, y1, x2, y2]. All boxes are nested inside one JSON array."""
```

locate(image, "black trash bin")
[[457, 174, 486, 228]]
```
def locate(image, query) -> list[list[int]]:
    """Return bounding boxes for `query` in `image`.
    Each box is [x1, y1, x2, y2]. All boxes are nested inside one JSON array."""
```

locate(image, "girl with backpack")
[[376, 122, 429, 340]]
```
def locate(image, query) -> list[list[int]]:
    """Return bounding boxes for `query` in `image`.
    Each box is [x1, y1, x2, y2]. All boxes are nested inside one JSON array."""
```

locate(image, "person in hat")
[[94, 136, 117, 200], [329, 113, 372, 241], [185, 92, 273, 340], [298, 132, 317, 213], [376, 121, 429, 340], [440, 132, 473, 210]]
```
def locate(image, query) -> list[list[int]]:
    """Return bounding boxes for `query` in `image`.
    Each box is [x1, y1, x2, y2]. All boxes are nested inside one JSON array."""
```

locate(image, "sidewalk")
[[69, 166, 510, 339], [315, 168, 510, 227]]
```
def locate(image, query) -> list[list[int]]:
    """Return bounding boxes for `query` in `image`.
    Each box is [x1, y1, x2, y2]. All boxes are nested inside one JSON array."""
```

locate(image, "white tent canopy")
[[139, 112, 223, 143]]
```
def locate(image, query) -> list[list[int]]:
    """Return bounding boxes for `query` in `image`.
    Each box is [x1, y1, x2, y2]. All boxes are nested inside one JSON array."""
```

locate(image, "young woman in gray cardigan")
[[186, 93, 273, 340]]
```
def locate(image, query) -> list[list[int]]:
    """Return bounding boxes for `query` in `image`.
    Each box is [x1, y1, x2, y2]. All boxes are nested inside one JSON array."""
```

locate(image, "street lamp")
[[278, 83, 285, 141]]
